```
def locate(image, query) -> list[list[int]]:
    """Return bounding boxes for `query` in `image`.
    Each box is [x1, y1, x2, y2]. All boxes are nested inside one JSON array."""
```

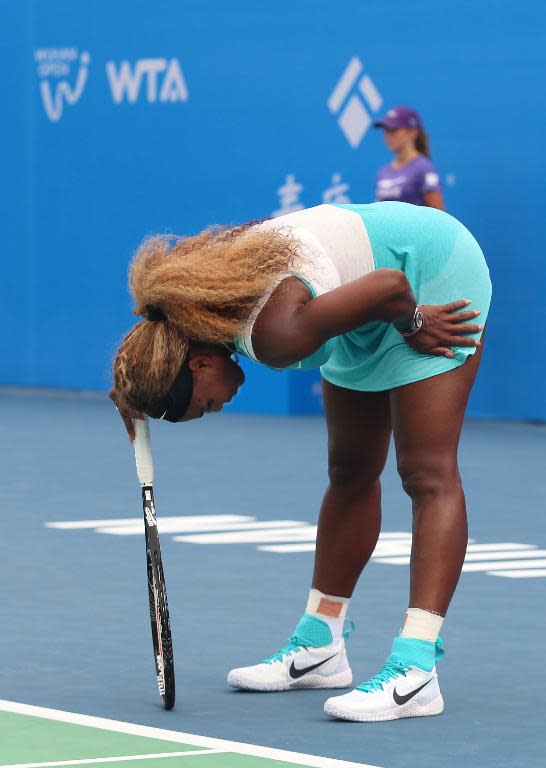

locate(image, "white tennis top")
[[238, 204, 375, 363]]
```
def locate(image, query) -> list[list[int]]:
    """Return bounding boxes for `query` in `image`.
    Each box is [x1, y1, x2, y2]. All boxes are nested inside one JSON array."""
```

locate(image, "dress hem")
[[320, 348, 476, 392]]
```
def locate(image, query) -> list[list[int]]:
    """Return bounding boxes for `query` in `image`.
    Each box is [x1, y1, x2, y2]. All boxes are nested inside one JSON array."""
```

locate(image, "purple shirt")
[[375, 155, 441, 206]]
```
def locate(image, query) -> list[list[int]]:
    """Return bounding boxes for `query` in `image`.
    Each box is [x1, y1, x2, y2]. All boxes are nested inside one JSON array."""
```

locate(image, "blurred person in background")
[[374, 106, 445, 210]]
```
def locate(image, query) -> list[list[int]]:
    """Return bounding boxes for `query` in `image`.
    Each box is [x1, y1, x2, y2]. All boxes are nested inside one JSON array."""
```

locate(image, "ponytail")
[[113, 319, 189, 412], [129, 224, 299, 345], [415, 127, 430, 159]]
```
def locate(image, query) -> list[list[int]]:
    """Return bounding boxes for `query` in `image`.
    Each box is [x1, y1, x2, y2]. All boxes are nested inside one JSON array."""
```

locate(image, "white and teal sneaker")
[[227, 614, 354, 692], [324, 636, 444, 722]]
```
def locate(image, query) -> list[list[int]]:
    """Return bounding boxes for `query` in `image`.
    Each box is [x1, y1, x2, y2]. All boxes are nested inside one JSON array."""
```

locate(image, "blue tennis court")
[[2, 389, 544, 768], [3, 2, 546, 766]]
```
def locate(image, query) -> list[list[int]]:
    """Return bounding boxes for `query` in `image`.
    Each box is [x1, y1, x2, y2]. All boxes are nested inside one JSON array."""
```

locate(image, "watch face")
[[414, 309, 423, 329]]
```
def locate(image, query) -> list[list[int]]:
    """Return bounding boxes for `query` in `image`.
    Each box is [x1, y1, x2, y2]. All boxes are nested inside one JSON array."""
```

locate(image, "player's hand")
[[108, 388, 144, 442], [404, 300, 483, 358]]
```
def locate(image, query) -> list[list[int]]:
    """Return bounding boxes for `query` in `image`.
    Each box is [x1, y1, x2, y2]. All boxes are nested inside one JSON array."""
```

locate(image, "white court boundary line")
[[1, 750, 216, 768], [0, 700, 379, 768]]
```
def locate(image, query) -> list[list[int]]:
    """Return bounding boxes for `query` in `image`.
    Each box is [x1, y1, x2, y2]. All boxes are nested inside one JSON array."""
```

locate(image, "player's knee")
[[397, 455, 460, 501], [328, 453, 382, 492]]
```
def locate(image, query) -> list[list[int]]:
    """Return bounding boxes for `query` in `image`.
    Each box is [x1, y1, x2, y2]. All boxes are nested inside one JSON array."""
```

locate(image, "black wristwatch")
[[399, 305, 424, 337]]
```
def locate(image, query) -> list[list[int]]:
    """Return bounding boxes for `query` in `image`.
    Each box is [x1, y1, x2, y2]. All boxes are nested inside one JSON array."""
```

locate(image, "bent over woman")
[[111, 202, 491, 722]]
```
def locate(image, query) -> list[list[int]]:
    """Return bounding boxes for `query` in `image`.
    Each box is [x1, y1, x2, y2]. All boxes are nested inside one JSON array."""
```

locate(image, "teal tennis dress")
[[237, 202, 492, 391]]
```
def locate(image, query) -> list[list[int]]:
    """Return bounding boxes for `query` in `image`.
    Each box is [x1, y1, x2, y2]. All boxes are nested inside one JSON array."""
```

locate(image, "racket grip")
[[133, 417, 154, 486]]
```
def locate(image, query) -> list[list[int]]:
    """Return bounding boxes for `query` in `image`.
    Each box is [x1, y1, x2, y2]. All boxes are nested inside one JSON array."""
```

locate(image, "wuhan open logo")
[[34, 48, 90, 123]]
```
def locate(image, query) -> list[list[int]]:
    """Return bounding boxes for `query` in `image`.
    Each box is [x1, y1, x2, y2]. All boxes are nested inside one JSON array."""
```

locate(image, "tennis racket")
[[133, 417, 175, 710]]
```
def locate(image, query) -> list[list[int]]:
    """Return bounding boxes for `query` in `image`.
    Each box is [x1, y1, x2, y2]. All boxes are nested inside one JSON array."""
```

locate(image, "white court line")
[[46, 519, 144, 529], [262, 535, 476, 556], [174, 527, 318, 544], [259, 543, 413, 555], [259, 533, 414, 554], [371, 545, 411, 556], [465, 543, 536, 552], [373, 557, 546, 571], [98, 520, 305, 537], [463, 549, 546, 562], [45, 516, 253, 531], [259, 543, 316, 553], [489, 569, 546, 578], [462, 559, 546, 572], [374, 550, 545, 566], [1, 750, 217, 768], [0, 700, 378, 768]]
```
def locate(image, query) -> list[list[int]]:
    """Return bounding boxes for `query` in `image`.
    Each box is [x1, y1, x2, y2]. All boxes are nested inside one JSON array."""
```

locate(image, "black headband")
[[145, 359, 194, 422], [145, 304, 167, 322]]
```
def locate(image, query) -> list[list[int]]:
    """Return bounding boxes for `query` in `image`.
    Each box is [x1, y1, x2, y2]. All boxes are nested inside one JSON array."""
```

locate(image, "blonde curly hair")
[[113, 221, 300, 412]]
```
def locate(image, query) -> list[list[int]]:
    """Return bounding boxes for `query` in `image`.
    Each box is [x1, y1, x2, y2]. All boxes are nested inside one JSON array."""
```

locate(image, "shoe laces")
[[263, 635, 309, 664], [263, 618, 354, 664], [356, 656, 409, 693]]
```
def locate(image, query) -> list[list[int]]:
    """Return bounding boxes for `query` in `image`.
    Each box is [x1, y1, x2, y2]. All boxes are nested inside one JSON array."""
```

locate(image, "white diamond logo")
[[359, 75, 382, 113], [338, 95, 371, 149], [328, 57, 383, 149]]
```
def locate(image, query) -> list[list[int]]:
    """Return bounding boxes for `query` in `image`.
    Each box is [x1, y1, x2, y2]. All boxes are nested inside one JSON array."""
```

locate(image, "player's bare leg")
[[228, 384, 391, 692], [325, 346, 483, 721]]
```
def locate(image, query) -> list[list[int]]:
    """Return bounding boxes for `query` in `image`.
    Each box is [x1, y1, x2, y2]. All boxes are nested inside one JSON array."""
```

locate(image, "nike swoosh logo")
[[289, 654, 337, 679], [393, 678, 433, 705]]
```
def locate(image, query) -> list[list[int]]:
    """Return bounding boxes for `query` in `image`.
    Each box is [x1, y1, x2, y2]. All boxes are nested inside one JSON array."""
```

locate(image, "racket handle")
[[133, 417, 154, 486]]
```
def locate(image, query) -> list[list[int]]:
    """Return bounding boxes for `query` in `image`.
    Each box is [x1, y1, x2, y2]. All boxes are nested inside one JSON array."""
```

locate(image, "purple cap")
[[374, 106, 422, 130]]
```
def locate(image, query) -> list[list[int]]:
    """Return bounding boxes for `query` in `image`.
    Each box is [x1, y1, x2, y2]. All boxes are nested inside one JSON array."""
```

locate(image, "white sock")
[[400, 607, 444, 643], [305, 588, 350, 645]]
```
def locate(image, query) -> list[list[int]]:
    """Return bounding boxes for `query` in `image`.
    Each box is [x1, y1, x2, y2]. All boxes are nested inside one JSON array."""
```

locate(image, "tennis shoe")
[[324, 636, 444, 722], [227, 614, 353, 692]]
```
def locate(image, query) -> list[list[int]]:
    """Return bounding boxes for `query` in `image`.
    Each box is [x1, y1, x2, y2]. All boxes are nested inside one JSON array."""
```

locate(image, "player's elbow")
[[381, 268, 409, 296], [378, 269, 414, 322]]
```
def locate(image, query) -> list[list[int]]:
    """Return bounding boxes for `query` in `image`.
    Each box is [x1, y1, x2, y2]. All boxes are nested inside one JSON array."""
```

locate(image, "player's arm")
[[252, 271, 482, 366]]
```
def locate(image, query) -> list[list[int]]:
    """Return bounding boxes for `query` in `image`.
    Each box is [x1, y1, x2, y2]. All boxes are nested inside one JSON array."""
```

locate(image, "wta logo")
[[34, 48, 90, 123], [105, 58, 189, 104]]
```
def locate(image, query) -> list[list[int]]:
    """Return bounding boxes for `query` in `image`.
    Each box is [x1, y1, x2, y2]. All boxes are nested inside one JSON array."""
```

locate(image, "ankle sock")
[[400, 607, 444, 643], [390, 636, 441, 673], [304, 588, 350, 645], [293, 614, 334, 647]]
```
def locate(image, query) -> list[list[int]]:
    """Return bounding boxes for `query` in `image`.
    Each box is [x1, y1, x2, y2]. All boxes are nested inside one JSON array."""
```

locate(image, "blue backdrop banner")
[[2, 0, 545, 420]]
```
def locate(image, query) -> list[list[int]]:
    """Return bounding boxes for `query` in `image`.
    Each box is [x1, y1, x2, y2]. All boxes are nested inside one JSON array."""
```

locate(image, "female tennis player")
[[111, 201, 491, 722], [374, 106, 445, 210]]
